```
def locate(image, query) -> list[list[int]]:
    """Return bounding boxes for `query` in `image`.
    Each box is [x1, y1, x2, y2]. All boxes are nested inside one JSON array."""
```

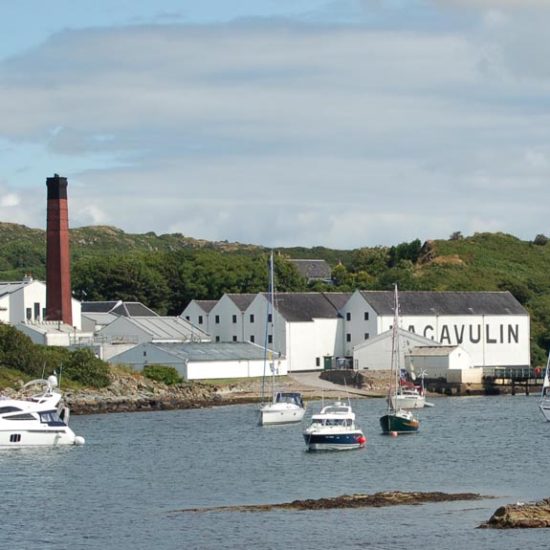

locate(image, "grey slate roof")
[[358, 290, 527, 316], [192, 300, 217, 313], [81, 301, 120, 313], [81, 301, 159, 317], [268, 292, 342, 322], [226, 293, 257, 311], [407, 346, 459, 356], [153, 341, 268, 361], [120, 316, 210, 340], [322, 292, 352, 310], [290, 259, 332, 280], [111, 302, 159, 317]]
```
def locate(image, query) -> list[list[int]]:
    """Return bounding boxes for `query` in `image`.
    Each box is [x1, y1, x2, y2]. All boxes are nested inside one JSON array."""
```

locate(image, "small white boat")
[[389, 386, 426, 410], [0, 375, 85, 447], [258, 252, 306, 426], [539, 353, 550, 422], [259, 392, 306, 425], [303, 400, 366, 451]]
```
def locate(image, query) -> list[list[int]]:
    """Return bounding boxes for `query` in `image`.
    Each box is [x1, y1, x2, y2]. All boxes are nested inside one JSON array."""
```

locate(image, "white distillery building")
[[342, 290, 530, 369], [404, 345, 477, 382], [0, 277, 81, 329], [234, 292, 350, 372], [181, 299, 217, 335], [206, 294, 257, 343], [109, 341, 283, 380], [353, 327, 444, 371], [16, 321, 94, 347]]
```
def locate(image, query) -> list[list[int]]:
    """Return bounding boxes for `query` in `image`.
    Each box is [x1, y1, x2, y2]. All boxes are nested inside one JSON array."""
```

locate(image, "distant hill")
[[1, 222, 550, 364]]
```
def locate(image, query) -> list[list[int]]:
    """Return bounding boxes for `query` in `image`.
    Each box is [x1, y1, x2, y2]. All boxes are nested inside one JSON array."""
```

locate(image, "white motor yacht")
[[0, 375, 85, 447], [303, 400, 366, 451]]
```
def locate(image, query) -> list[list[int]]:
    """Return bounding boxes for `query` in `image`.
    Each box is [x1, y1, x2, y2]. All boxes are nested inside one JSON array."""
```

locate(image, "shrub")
[[143, 364, 182, 385], [60, 348, 111, 388]]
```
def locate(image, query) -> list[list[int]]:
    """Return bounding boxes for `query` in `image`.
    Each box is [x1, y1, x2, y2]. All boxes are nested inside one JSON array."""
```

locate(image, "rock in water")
[[480, 499, 550, 528]]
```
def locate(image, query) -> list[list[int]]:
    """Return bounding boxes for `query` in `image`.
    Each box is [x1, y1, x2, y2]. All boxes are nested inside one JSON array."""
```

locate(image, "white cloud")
[[1, 15, 550, 247]]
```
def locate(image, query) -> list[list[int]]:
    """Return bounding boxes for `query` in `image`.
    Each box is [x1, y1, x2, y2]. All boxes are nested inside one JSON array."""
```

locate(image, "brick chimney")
[[46, 174, 73, 325]]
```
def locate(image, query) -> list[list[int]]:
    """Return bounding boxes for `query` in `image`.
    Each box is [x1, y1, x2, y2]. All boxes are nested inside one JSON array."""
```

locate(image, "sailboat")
[[379, 284, 420, 434], [258, 252, 306, 426], [538, 352, 550, 421]]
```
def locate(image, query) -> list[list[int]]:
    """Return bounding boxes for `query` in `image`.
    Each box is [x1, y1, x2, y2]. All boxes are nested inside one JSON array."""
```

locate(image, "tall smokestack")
[[46, 174, 73, 325]]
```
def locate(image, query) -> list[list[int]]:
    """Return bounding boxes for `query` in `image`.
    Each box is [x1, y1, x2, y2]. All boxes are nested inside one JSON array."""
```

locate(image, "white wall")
[[209, 295, 246, 343], [395, 313, 529, 368], [185, 358, 287, 380], [341, 291, 379, 356], [181, 301, 211, 334]]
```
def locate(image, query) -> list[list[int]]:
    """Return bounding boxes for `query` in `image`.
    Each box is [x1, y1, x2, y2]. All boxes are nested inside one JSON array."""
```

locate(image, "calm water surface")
[[2, 395, 550, 549]]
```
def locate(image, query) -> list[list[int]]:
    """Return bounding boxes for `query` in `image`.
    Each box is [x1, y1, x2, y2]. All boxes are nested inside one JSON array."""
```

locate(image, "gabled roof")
[[322, 292, 352, 310], [354, 327, 441, 352], [226, 293, 257, 311], [152, 341, 268, 361], [81, 300, 158, 317], [191, 300, 217, 313], [106, 316, 210, 341], [289, 259, 332, 280], [358, 291, 527, 316], [407, 345, 459, 357], [267, 292, 342, 322], [0, 279, 43, 298]]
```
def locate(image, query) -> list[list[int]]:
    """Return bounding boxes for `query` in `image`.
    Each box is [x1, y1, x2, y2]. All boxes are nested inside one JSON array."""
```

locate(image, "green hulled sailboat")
[[379, 284, 420, 435]]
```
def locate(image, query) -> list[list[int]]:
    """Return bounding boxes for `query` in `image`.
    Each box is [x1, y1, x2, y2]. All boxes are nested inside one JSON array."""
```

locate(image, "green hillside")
[[1, 223, 549, 364]]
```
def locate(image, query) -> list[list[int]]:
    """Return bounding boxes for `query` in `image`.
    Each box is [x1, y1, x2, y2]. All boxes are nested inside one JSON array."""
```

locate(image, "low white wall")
[[185, 358, 288, 380]]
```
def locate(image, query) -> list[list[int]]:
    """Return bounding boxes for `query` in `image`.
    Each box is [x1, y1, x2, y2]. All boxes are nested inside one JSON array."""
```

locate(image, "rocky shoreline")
[[178, 491, 487, 513]]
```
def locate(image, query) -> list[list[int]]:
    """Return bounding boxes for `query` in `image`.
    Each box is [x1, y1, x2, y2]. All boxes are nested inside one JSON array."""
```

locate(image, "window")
[[34, 302, 40, 320], [232, 335, 237, 342], [267, 313, 272, 323], [268, 335, 273, 344], [143, 351, 147, 357], [346, 312, 351, 321], [250, 335, 255, 343], [185, 316, 190, 321], [250, 314, 255, 323], [346, 333, 351, 342], [10, 434, 21, 443], [364, 333, 370, 340], [198, 315, 203, 325], [232, 314, 237, 323], [26, 308, 31, 320], [215, 315, 220, 324], [215, 336, 220, 342], [315, 357, 320, 367], [364, 312, 369, 321]]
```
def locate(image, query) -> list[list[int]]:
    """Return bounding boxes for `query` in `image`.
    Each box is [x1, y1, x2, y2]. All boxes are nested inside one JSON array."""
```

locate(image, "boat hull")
[[389, 394, 426, 409], [303, 431, 366, 451], [539, 399, 550, 422], [259, 404, 305, 425], [379, 413, 420, 434], [0, 427, 83, 446]]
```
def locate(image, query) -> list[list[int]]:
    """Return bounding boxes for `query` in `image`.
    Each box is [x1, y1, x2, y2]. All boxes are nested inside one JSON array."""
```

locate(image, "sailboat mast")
[[269, 251, 276, 398]]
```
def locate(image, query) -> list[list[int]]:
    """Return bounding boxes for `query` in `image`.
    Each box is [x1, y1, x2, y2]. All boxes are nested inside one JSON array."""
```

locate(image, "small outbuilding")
[[109, 341, 285, 380]]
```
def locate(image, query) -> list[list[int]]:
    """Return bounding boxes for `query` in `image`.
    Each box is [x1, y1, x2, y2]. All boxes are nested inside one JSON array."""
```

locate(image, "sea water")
[[1, 395, 549, 549]]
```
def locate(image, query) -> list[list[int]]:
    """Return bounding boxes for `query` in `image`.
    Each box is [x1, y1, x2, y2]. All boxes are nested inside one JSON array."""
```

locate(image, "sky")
[[1, 0, 550, 249]]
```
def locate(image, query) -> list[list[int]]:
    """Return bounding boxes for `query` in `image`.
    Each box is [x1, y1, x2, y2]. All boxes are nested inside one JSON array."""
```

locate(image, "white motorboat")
[[539, 353, 550, 422], [0, 375, 85, 447], [303, 400, 366, 451]]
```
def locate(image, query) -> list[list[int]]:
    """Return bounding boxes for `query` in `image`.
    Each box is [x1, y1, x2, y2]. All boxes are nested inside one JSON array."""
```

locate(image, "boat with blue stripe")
[[303, 400, 366, 451]]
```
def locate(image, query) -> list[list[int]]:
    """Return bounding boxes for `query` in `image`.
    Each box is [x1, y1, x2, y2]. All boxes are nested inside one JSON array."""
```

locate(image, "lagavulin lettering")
[[409, 324, 519, 345]]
